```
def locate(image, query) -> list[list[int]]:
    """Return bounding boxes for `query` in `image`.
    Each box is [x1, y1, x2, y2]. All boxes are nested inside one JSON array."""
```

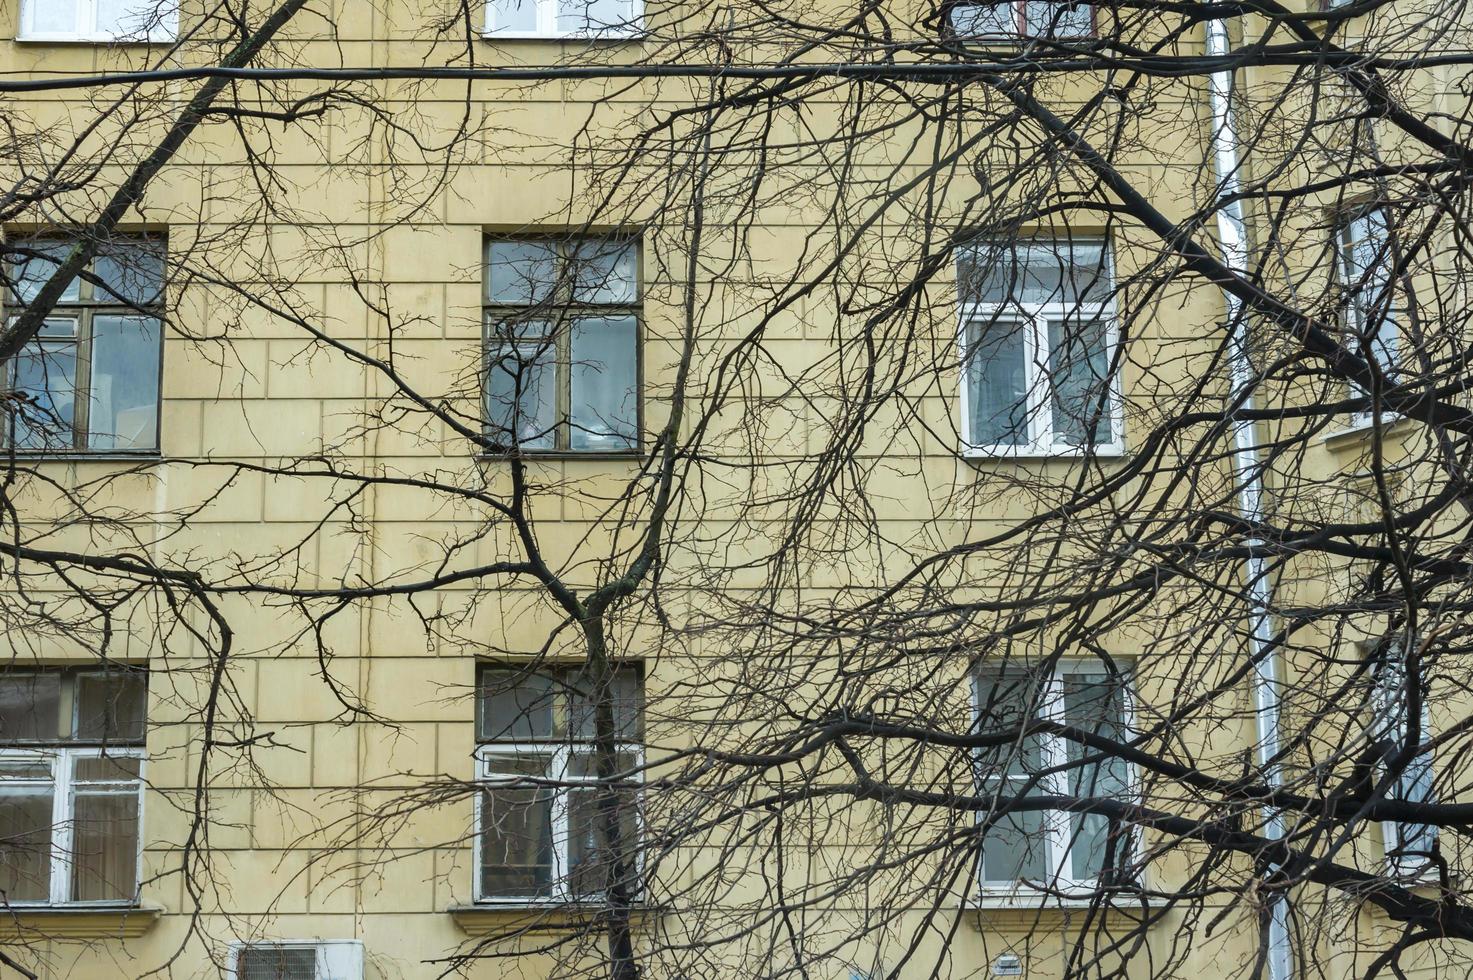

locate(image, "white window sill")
[[0, 903, 161, 938], [15, 34, 175, 44], [1321, 413, 1407, 447], [449, 902, 657, 934], [962, 891, 1148, 929], [479, 31, 645, 42], [961, 444, 1126, 460]]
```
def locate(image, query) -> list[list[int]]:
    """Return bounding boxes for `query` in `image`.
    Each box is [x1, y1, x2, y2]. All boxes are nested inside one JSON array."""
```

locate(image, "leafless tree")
[[2, 0, 1473, 978]]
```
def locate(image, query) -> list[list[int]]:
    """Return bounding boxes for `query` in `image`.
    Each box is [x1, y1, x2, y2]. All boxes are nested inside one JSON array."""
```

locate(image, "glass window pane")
[[967, 241, 1109, 306], [26, 0, 83, 34], [487, 0, 540, 33], [569, 316, 638, 451], [486, 337, 557, 451], [73, 756, 143, 782], [567, 785, 639, 897], [480, 754, 555, 897], [237, 945, 319, 980], [1024, 0, 1093, 36], [568, 670, 643, 741], [486, 241, 558, 305], [9, 242, 80, 305], [1343, 210, 1398, 373], [0, 785, 53, 901], [9, 342, 78, 451], [95, 0, 174, 36], [950, 2, 1018, 35], [1063, 671, 1130, 880], [981, 782, 1048, 884], [973, 669, 1046, 775], [93, 240, 164, 305], [965, 318, 1029, 447], [556, 0, 636, 34], [0, 760, 52, 780], [37, 317, 78, 339], [75, 671, 148, 743], [478, 670, 557, 741], [0, 674, 62, 741], [566, 749, 641, 780], [87, 316, 161, 452], [570, 241, 636, 304], [70, 789, 139, 902], [1047, 316, 1112, 447]]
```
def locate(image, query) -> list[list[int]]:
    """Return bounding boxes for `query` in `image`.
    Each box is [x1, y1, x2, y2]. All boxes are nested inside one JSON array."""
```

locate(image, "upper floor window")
[[483, 236, 640, 453], [19, 0, 178, 42], [2, 235, 165, 454], [1337, 206, 1401, 421], [958, 238, 1120, 455], [475, 665, 643, 903], [0, 667, 147, 905], [1366, 646, 1437, 879], [948, 1, 1094, 39], [972, 662, 1134, 892], [485, 0, 642, 38]]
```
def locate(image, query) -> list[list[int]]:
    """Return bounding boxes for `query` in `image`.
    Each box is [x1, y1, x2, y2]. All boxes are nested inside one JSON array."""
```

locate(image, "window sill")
[[448, 902, 658, 934], [479, 31, 646, 42], [1321, 414, 1409, 449], [1, 452, 161, 463], [15, 35, 175, 44], [475, 450, 643, 462], [0, 904, 162, 938], [961, 445, 1126, 461], [963, 894, 1149, 931]]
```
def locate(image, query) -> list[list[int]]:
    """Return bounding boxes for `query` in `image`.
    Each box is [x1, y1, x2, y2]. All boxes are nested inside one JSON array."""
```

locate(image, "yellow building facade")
[[0, 0, 1468, 978]]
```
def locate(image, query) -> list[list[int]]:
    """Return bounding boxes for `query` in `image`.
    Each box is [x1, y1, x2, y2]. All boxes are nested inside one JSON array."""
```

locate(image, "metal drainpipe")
[[1204, 15, 1293, 980]]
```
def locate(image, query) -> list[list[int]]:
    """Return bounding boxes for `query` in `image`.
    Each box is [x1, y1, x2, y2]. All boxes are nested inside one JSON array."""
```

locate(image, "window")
[[3, 235, 164, 453], [1368, 651, 1437, 878], [0, 667, 147, 905], [948, 1, 1094, 39], [483, 236, 639, 453], [18, 0, 178, 41], [1337, 207, 1400, 422], [958, 238, 1120, 455], [971, 662, 1133, 891], [228, 941, 364, 980], [485, 0, 642, 38], [475, 665, 642, 902]]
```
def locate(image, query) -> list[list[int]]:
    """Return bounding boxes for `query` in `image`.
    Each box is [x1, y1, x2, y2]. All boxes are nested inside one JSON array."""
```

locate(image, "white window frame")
[[0, 746, 146, 906], [483, 0, 644, 39], [482, 235, 642, 454], [226, 940, 364, 980], [948, 1, 1098, 40], [472, 740, 644, 904], [18, 0, 178, 42], [1366, 646, 1438, 881], [3, 234, 166, 455], [969, 661, 1136, 901], [958, 239, 1122, 457]]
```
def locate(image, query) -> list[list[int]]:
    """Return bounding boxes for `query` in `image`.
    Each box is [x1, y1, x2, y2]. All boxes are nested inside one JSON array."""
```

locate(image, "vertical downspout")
[[1204, 16, 1293, 980]]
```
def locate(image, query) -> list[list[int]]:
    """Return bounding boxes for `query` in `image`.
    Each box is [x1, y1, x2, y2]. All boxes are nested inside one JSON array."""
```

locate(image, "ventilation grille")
[[237, 945, 319, 980]]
